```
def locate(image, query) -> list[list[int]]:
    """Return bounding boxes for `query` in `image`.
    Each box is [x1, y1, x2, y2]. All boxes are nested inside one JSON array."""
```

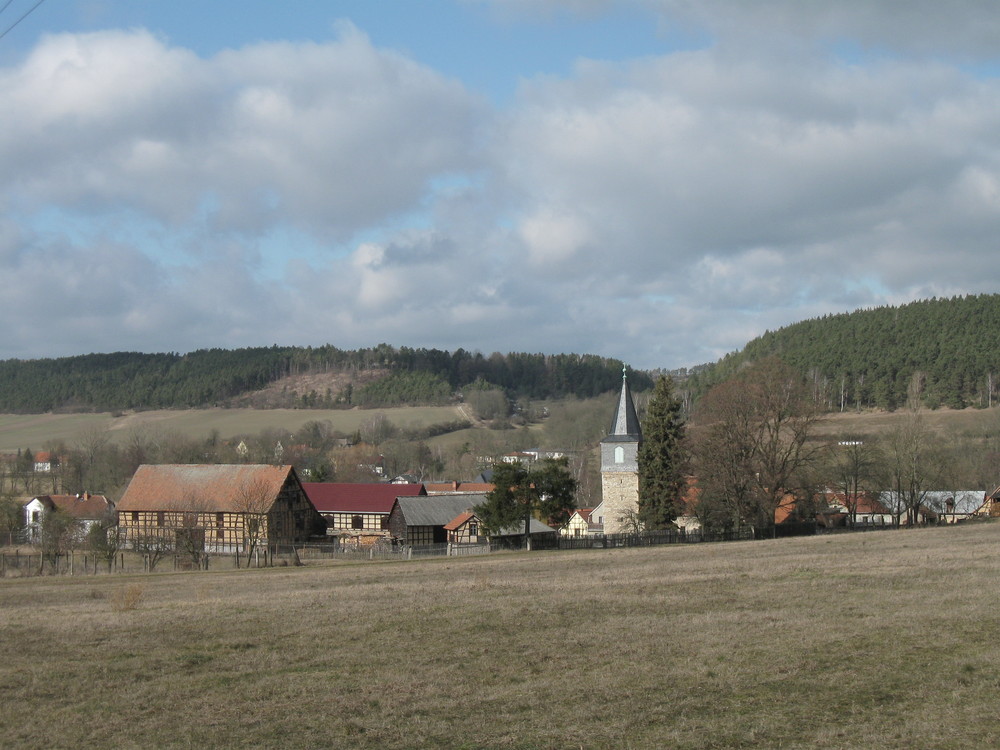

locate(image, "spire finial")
[[622, 363, 627, 380]]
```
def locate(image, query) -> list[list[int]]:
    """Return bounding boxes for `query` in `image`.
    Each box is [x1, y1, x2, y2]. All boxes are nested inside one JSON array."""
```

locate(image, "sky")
[[2, 1, 1000, 371]]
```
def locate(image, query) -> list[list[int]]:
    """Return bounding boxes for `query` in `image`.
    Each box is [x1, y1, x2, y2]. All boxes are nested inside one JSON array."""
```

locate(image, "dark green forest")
[[687, 294, 1000, 411], [0, 345, 649, 413]]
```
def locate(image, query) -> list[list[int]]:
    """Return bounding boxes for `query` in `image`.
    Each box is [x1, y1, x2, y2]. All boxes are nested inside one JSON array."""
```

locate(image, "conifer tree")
[[638, 376, 687, 529]]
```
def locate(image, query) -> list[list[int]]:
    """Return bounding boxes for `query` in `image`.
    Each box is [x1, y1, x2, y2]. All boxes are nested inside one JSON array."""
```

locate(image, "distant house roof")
[[923, 491, 987, 515], [303, 482, 425, 514], [393, 493, 486, 527], [28, 493, 111, 520], [826, 492, 891, 515], [877, 491, 985, 517], [117, 464, 298, 513], [425, 481, 495, 495]]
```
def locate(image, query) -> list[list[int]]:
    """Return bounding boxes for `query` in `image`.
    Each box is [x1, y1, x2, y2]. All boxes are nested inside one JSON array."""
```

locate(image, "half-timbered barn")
[[302, 482, 425, 536], [116, 464, 324, 553]]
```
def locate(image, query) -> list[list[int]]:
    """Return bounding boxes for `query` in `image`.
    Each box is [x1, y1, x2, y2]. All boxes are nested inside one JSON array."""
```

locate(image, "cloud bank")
[[2, 4, 1000, 368]]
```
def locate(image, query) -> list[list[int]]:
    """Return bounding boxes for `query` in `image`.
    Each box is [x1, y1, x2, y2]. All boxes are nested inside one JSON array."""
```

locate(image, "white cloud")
[[3, 4, 1000, 370], [1, 24, 484, 235]]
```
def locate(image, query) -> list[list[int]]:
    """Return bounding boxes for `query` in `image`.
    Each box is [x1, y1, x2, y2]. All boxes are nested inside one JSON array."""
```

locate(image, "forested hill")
[[688, 294, 1000, 411], [0, 346, 651, 413]]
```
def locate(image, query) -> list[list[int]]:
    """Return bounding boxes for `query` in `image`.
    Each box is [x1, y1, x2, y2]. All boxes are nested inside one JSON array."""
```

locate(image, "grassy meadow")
[[2, 523, 999, 748]]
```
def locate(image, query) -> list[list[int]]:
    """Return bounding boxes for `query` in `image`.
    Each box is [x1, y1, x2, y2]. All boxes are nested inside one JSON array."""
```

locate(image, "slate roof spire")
[[605, 366, 642, 442]]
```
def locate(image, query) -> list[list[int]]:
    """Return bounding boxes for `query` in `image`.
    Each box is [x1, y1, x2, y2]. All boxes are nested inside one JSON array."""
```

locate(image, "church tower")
[[600, 368, 642, 534]]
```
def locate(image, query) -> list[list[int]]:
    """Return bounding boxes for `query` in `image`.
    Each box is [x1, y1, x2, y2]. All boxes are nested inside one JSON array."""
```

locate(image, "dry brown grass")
[[2, 524, 1000, 748]]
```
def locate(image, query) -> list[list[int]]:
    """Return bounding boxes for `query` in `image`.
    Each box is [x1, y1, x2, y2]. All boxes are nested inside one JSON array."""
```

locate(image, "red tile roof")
[[425, 482, 495, 494], [303, 482, 425, 514], [444, 511, 476, 531], [117, 464, 296, 513], [35, 494, 111, 520]]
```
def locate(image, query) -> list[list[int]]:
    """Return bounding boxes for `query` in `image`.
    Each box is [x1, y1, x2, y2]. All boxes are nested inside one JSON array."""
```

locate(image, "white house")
[[24, 493, 113, 543]]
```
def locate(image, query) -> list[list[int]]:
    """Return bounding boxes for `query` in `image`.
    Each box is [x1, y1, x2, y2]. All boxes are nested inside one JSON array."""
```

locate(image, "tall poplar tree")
[[638, 376, 687, 529]]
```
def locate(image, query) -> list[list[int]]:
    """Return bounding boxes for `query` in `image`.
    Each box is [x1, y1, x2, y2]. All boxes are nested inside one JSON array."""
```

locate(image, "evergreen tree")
[[475, 458, 576, 549], [637, 376, 687, 529]]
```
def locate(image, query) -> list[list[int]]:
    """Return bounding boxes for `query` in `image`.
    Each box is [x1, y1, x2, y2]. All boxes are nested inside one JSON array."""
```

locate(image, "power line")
[[0, 1, 19, 18], [0, 0, 48, 43]]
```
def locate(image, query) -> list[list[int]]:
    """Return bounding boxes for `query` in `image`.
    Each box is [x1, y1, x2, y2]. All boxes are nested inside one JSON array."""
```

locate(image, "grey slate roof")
[[494, 518, 555, 537], [395, 493, 487, 526], [878, 490, 986, 515], [601, 373, 642, 443]]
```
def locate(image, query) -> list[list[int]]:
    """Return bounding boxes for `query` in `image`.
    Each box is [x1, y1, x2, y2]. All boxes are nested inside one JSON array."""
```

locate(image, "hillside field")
[[0, 405, 468, 453], [1, 523, 999, 748], [1, 401, 998, 456]]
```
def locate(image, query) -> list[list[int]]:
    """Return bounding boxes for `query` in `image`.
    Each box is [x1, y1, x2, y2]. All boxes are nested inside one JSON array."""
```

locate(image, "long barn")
[[117, 464, 325, 553]]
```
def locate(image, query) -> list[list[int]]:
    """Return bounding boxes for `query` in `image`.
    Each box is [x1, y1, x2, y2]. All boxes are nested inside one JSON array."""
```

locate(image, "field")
[[0, 405, 468, 453], [2, 523, 999, 749], [1, 400, 997, 457]]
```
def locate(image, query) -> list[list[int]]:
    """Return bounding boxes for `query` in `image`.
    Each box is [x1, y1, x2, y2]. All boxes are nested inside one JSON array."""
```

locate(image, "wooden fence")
[[1, 520, 905, 577]]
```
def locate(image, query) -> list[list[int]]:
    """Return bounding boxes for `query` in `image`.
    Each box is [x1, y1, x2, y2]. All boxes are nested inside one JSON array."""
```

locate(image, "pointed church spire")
[[608, 367, 642, 441]]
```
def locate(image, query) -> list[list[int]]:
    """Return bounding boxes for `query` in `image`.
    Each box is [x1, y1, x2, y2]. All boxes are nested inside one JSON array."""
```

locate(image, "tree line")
[[686, 294, 1000, 411], [634, 358, 998, 536], [0, 346, 651, 413]]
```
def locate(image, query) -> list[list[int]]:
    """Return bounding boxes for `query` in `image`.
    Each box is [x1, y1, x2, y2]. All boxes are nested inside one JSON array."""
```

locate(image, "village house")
[[302, 482, 425, 543], [444, 511, 483, 546], [116, 464, 325, 553], [23, 493, 113, 543], [820, 492, 895, 526], [560, 507, 599, 537]]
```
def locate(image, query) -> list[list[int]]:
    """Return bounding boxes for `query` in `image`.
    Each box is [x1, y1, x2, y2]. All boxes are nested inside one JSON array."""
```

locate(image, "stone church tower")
[[600, 370, 642, 534]]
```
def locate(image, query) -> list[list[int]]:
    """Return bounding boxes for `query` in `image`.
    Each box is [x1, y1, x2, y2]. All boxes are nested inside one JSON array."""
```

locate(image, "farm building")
[[302, 482, 425, 539], [116, 464, 325, 553], [388, 493, 487, 546], [23, 493, 113, 543], [388, 493, 556, 547]]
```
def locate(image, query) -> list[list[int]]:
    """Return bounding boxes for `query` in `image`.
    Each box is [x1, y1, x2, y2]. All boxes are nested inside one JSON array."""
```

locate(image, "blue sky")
[[2, 1, 1000, 370]]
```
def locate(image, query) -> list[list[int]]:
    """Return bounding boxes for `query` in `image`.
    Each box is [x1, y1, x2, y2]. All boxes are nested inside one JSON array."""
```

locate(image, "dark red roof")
[[303, 482, 425, 514]]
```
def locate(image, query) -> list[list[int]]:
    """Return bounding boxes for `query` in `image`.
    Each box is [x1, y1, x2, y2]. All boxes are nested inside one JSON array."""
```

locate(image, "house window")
[[469, 522, 478, 536], [157, 511, 165, 526], [216, 512, 225, 527], [131, 511, 139, 523], [614, 446, 625, 464], [351, 514, 363, 529]]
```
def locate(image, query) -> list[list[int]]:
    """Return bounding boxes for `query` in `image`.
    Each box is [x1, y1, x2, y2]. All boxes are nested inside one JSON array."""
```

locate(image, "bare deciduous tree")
[[234, 477, 273, 567], [134, 532, 172, 572], [692, 358, 825, 533], [87, 513, 124, 573]]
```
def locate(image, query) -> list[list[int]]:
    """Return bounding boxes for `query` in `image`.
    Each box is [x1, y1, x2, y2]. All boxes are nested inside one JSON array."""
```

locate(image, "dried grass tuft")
[[109, 584, 145, 612]]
